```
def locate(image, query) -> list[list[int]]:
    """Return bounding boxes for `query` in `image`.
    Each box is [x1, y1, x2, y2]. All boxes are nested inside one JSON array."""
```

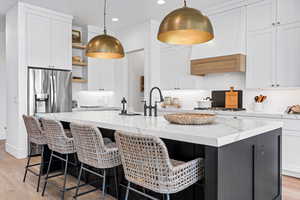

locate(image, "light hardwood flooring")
[[0, 140, 300, 200]]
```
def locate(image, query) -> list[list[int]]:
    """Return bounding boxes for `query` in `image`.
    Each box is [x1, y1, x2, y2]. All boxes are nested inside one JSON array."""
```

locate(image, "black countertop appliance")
[[211, 90, 243, 109]]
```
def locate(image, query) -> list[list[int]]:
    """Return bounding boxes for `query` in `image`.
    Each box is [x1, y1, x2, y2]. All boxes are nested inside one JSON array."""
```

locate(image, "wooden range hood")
[[191, 54, 246, 76]]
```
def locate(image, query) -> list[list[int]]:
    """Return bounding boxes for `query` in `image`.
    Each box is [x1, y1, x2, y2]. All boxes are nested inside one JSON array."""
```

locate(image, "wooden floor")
[[0, 141, 300, 200]]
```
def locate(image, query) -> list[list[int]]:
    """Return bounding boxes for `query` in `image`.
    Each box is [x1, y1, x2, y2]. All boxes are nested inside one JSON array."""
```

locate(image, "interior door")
[[52, 70, 72, 113], [26, 12, 51, 68]]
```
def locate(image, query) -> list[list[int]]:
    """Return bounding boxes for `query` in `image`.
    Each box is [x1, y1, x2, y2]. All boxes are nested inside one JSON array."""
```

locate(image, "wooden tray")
[[164, 113, 216, 125]]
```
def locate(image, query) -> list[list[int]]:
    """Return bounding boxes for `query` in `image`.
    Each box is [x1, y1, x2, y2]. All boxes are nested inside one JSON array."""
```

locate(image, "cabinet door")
[[276, 22, 300, 87], [51, 19, 72, 70], [282, 130, 300, 177], [278, 0, 300, 25], [26, 12, 51, 68], [246, 0, 276, 32], [246, 28, 276, 88], [255, 132, 281, 200]]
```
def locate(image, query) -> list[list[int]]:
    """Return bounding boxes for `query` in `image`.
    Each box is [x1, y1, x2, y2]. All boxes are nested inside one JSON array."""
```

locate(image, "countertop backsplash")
[[159, 89, 300, 114], [74, 90, 115, 108]]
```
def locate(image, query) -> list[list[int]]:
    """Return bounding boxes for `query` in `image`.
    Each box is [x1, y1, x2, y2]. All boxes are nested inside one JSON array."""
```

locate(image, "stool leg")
[[102, 169, 106, 200], [125, 182, 130, 200], [42, 150, 53, 196], [165, 194, 170, 200], [113, 167, 119, 200], [37, 145, 44, 192], [23, 144, 32, 182], [61, 154, 69, 200], [74, 163, 83, 200]]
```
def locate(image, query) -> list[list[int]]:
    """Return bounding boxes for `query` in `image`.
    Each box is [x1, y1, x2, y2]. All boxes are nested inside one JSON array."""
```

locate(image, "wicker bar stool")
[[115, 132, 204, 200], [22, 115, 47, 192], [70, 123, 121, 200], [40, 118, 80, 200]]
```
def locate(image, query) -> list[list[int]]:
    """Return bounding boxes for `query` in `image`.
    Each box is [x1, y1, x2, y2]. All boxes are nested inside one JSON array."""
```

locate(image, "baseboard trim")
[[5, 142, 27, 159], [283, 166, 300, 178]]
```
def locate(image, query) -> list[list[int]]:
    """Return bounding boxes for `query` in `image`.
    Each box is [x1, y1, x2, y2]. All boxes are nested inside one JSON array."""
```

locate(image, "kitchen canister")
[[254, 102, 264, 112]]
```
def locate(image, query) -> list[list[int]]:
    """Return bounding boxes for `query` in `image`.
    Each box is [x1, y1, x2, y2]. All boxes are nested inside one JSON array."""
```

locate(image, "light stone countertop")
[[158, 108, 300, 120], [38, 111, 283, 147]]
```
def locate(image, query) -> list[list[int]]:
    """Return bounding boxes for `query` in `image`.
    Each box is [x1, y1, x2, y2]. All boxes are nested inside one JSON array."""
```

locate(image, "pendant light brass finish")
[[86, 0, 124, 59], [158, 0, 214, 45]]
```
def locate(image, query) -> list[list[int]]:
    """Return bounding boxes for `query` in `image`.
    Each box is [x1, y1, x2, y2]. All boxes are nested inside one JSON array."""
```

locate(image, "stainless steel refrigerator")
[[27, 67, 72, 116]]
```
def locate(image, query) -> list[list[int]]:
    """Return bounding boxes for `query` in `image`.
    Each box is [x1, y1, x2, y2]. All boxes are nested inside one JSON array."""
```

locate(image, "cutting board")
[[225, 87, 238, 109]]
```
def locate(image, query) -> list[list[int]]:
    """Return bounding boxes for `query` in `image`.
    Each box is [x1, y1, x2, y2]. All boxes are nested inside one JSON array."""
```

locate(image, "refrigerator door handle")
[[50, 73, 55, 113]]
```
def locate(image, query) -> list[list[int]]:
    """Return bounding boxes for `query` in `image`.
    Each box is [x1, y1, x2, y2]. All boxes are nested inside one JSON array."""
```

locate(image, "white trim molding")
[[5, 142, 27, 159]]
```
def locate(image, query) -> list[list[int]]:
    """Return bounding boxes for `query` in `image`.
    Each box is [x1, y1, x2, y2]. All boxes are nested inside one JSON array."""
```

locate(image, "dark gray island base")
[[42, 123, 282, 200]]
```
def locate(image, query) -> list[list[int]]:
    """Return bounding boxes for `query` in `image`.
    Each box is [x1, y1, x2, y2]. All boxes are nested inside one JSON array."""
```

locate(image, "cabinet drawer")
[[283, 119, 300, 131]]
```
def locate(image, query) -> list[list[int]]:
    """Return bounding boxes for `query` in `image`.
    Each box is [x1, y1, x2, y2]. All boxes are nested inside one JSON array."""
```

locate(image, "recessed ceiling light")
[[157, 0, 166, 5], [112, 18, 119, 22]]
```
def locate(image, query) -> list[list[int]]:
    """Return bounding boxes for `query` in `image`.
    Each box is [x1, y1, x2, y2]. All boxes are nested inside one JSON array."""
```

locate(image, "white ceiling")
[[0, 0, 229, 30]]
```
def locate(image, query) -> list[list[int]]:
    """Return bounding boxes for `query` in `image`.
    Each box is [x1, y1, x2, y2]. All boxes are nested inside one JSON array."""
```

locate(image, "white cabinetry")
[[191, 7, 246, 59], [87, 31, 115, 91], [5, 2, 72, 158], [51, 19, 72, 70], [246, 0, 300, 88], [160, 46, 195, 90], [276, 22, 300, 87], [246, 0, 276, 32], [26, 12, 51, 68], [246, 29, 276, 88], [26, 6, 72, 70], [277, 0, 300, 25]]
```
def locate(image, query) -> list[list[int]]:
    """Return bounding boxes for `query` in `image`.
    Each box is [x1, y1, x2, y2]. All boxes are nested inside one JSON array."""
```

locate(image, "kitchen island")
[[38, 111, 283, 200]]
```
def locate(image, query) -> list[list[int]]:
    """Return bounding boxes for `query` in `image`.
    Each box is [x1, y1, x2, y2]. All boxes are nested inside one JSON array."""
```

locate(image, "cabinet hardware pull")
[[276, 84, 280, 87], [272, 22, 276, 26], [277, 22, 280, 25], [271, 84, 275, 87]]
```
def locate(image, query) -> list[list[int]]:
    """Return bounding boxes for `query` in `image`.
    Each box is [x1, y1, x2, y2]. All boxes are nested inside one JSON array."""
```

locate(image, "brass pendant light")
[[86, 0, 124, 59], [157, 0, 214, 45]]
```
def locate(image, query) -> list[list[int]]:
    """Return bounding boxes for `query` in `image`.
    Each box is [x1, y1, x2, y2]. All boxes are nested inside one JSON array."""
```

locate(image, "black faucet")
[[143, 87, 164, 117]]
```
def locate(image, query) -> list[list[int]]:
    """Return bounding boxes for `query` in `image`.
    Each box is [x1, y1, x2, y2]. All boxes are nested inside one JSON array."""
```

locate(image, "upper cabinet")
[[25, 5, 72, 70], [277, 0, 300, 25], [51, 19, 72, 70], [191, 7, 246, 60], [246, 0, 300, 88], [26, 12, 51, 68], [246, 0, 276, 32]]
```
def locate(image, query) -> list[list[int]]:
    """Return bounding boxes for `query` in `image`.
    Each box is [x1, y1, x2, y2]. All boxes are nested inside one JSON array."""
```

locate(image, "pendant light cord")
[[103, 0, 107, 34]]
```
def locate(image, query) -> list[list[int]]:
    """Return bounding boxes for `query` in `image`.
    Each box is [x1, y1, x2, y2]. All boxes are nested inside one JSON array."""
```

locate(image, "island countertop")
[[37, 111, 283, 147]]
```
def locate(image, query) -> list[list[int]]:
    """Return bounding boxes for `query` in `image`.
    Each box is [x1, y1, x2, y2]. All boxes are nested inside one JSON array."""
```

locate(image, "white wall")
[[127, 50, 144, 112], [114, 20, 161, 105], [0, 15, 6, 140]]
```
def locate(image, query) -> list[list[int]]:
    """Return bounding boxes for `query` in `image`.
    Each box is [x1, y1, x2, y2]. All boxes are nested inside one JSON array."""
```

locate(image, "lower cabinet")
[[282, 130, 300, 178]]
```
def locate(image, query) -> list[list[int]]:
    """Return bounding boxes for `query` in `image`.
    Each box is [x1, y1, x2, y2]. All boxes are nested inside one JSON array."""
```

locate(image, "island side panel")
[[205, 128, 282, 200]]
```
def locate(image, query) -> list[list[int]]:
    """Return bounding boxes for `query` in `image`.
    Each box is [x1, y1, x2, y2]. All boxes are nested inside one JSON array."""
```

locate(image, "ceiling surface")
[[0, 0, 229, 30]]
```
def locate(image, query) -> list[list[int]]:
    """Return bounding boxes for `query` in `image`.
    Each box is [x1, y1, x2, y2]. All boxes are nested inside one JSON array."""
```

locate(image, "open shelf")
[[72, 61, 88, 67], [72, 78, 87, 83], [72, 43, 86, 50]]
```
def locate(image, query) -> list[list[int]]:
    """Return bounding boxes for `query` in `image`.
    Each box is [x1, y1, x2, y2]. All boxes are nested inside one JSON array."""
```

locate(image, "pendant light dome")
[[157, 0, 214, 45], [86, 0, 124, 59]]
